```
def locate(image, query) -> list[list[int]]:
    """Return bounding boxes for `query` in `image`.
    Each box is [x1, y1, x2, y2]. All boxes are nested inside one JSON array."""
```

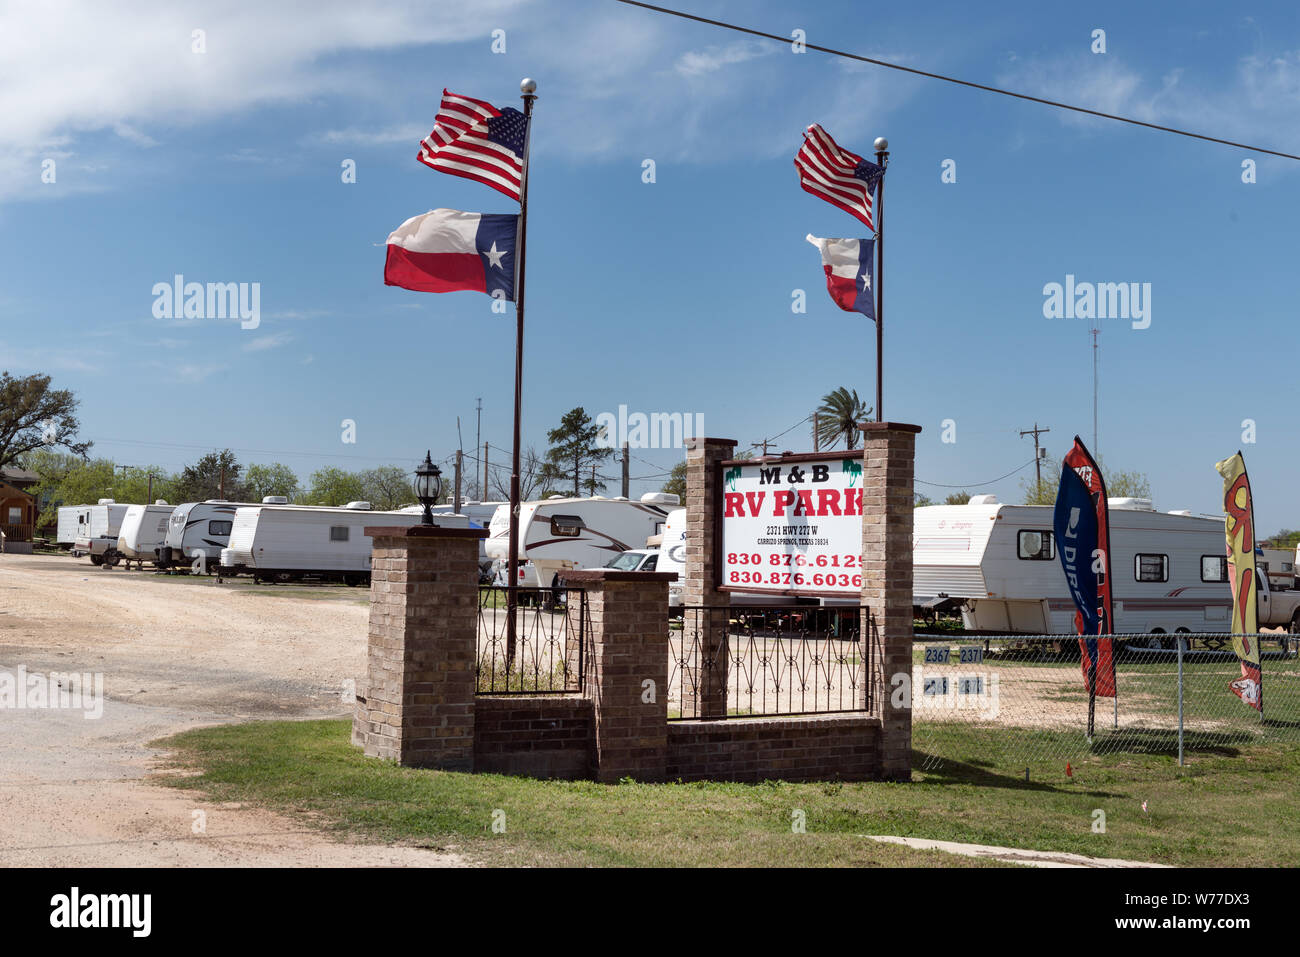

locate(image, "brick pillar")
[[558, 570, 674, 783], [860, 422, 921, 781], [684, 437, 736, 719], [352, 525, 487, 769]]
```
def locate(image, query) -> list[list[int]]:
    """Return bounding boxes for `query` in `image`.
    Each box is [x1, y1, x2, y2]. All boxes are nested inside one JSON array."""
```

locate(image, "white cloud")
[[674, 40, 773, 77], [242, 333, 293, 352]]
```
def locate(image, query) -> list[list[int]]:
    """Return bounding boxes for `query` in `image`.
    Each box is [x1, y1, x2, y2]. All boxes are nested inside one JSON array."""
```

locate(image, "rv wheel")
[[1143, 632, 1164, 651]]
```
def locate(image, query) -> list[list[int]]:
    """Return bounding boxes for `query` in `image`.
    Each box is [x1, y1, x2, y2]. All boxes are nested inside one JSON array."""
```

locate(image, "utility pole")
[[752, 439, 771, 458], [483, 442, 490, 500], [590, 463, 597, 496], [1020, 423, 1051, 489], [218, 464, 225, 499], [454, 449, 463, 513], [147, 470, 154, 502], [475, 397, 482, 500], [621, 443, 630, 498], [812, 413, 819, 453]]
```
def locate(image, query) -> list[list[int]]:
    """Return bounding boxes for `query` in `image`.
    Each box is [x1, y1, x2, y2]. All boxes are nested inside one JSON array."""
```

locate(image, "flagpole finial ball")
[[520, 78, 537, 94], [873, 137, 888, 152]]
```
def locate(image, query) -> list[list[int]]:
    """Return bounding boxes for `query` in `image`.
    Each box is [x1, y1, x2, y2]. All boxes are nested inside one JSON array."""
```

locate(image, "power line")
[[916, 458, 1037, 489], [614, 0, 1300, 162]]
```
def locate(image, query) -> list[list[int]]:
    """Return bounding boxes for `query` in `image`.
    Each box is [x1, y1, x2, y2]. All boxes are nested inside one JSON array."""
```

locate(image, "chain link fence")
[[911, 633, 1300, 772]]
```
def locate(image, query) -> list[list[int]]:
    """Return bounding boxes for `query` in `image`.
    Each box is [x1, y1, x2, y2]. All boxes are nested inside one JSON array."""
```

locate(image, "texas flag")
[[806, 234, 875, 320], [384, 208, 518, 300]]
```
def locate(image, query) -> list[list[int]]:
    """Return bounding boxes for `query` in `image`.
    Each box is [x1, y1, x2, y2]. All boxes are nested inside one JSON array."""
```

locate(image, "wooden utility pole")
[[454, 449, 463, 512], [621, 443, 629, 498], [1020, 423, 1051, 489], [812, 413, 819, 453], [483, 442, 490, 500], [751, 439, 771, 458], [218, 464, 225, 498]]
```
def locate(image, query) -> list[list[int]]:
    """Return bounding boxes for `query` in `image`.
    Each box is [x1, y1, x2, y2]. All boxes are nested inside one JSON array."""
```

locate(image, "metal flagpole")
[[507, 78, 537, 664], [873, 138, 888, 422]]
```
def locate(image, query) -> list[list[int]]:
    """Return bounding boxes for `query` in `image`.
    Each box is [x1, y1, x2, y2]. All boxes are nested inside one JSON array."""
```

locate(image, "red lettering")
[[842, 488, 862, 516], [745, 491, 766, 516], [817, 489, 842, 516], [723, 492, 745, 517], [773, 490, 795, 516], [794, 489, 816, 516]]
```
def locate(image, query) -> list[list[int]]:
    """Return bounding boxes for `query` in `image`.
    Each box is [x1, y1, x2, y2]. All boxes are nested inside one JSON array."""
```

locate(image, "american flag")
[[417, 89, 527, 202], [793, 124, 884, 231]]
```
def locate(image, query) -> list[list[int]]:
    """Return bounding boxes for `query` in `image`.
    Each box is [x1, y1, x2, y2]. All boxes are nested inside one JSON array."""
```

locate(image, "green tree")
[[1021, 454, 1151, 506], [112, 466, 176, 504], [0, 371, 92, 467], [539, 407, 613, 497], [944, 491, 971, 505], [306, 466, 366, 507], [815, 387, 871, 451], [174, 450, 244, 502], [914, 492, 934, 507], [361, 465, 415, 510], [244, 463, 302, 503], [662, 461, 687, 501], [1265, 529, 1300, 549], [30, 455, 115, 531]]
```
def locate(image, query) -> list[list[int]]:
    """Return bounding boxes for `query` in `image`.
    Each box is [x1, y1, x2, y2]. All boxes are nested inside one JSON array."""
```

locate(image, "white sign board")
[[718, 455, 864, 597]]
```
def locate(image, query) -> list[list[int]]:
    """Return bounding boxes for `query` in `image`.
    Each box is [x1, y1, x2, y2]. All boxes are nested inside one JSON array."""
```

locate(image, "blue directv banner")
[[1054, 465, 1102, 635]]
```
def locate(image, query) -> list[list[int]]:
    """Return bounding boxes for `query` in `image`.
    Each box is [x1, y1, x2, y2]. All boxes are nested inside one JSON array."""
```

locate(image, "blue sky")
[[3, 0, 1298, 529]]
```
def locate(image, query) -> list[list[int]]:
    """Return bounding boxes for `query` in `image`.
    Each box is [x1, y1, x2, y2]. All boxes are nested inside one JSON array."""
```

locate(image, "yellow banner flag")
[[1215, 452, 1262, 711]]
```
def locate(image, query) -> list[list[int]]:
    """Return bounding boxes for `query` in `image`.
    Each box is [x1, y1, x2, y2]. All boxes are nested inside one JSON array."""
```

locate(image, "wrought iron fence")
[[669, 605, 873, 720], [911, 632, 1300, 772], [475, 586, 585, 694]]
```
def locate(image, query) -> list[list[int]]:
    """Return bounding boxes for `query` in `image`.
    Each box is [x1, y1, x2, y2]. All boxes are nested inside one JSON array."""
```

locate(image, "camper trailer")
[[218, 501, 469, 585], [159, 498, 284, 570], [1258, 546, 1296, 590], [69, 500, 131, 561], [115, 501, 175, 564], [913, 495, 1234, 647], [485, 493, 678, 591], [56, 505, 94, 546]]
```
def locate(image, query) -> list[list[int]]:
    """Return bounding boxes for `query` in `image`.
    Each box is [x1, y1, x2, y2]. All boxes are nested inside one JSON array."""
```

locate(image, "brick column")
[[684, 437, 736, 719], [860, 422, 921, 781], [558, 570, 674, 783], [352, 524, 487, 770]]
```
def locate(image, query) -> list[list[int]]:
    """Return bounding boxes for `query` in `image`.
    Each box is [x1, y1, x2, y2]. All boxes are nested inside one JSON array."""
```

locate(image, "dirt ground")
[[0, 552, 467, 867]]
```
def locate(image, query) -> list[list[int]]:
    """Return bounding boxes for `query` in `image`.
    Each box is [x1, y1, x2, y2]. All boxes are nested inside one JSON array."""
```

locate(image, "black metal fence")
[[670, 605, 873, 720], [475, 586, 585, 694]]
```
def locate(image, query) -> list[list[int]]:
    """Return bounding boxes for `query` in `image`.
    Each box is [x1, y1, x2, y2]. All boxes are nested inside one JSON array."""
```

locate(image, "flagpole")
[[873, 137, 888, 422], [507, 78, 537, 664]]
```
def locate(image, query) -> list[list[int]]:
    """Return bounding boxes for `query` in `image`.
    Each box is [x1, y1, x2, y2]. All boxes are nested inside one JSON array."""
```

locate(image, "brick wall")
[[473, 696, 594, 779], [667, 715, 881, 783]]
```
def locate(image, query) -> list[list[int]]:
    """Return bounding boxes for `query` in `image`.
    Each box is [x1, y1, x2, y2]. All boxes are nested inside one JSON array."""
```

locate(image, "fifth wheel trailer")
[[218, 502, 469, 585], [912, 496, 1241, 647]]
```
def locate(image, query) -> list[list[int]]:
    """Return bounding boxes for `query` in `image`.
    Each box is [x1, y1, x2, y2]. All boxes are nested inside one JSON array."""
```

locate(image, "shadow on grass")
[[911, 750, 1117, 797]]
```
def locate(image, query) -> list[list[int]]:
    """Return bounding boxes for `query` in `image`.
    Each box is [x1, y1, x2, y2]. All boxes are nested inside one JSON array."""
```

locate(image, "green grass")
[[153, 718, 1300, 867]]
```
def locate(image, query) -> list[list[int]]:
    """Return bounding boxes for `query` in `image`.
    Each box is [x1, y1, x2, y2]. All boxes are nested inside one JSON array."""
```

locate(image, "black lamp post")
[[414, 451, 443, 526]]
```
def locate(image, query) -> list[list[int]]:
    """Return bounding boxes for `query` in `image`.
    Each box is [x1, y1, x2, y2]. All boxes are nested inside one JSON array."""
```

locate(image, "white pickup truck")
[[1258, 571, 1300, 635]]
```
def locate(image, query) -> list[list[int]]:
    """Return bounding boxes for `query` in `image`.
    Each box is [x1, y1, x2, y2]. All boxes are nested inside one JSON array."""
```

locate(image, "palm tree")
[[815, 387, 871, 450]]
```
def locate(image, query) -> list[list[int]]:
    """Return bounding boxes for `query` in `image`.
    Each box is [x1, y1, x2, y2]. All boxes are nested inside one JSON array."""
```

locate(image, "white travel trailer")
[[913, 496, 1233, 646], [1258, 547, 1295, 590], [485, 493, 678, 590], [58, 499, 129, 546], [68, 500, 132, 559], [160, 498, 279, 569], [219, 501, 470, 585], [116, 501, 175, 563]]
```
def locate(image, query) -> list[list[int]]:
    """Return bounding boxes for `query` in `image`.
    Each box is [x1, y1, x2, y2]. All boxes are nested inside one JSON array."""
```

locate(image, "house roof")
[[0, 480, 36, 501], [0, 467, 38, 485]]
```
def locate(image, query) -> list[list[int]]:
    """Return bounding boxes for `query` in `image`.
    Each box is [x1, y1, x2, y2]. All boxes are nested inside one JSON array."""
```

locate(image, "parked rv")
[[115, 501, 175, 566], [56, 505, 93, 546], [912, 495, 1270, 649], [218, 501, 469, 585], [69, 500, 131, 563], [1258, 546, 1296, 590], [159, 498, 280, 571], [484, 493, 678, 592]]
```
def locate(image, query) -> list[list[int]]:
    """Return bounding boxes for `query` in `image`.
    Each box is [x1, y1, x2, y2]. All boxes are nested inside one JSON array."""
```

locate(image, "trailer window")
[[1135, 553, 1169, 582], [1201, 555, 1228, 583], [550, 514, 584, 538], [329, 526, 349, 542], [209, 520, 233, 536], [1017, 530, 1054, 560]]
